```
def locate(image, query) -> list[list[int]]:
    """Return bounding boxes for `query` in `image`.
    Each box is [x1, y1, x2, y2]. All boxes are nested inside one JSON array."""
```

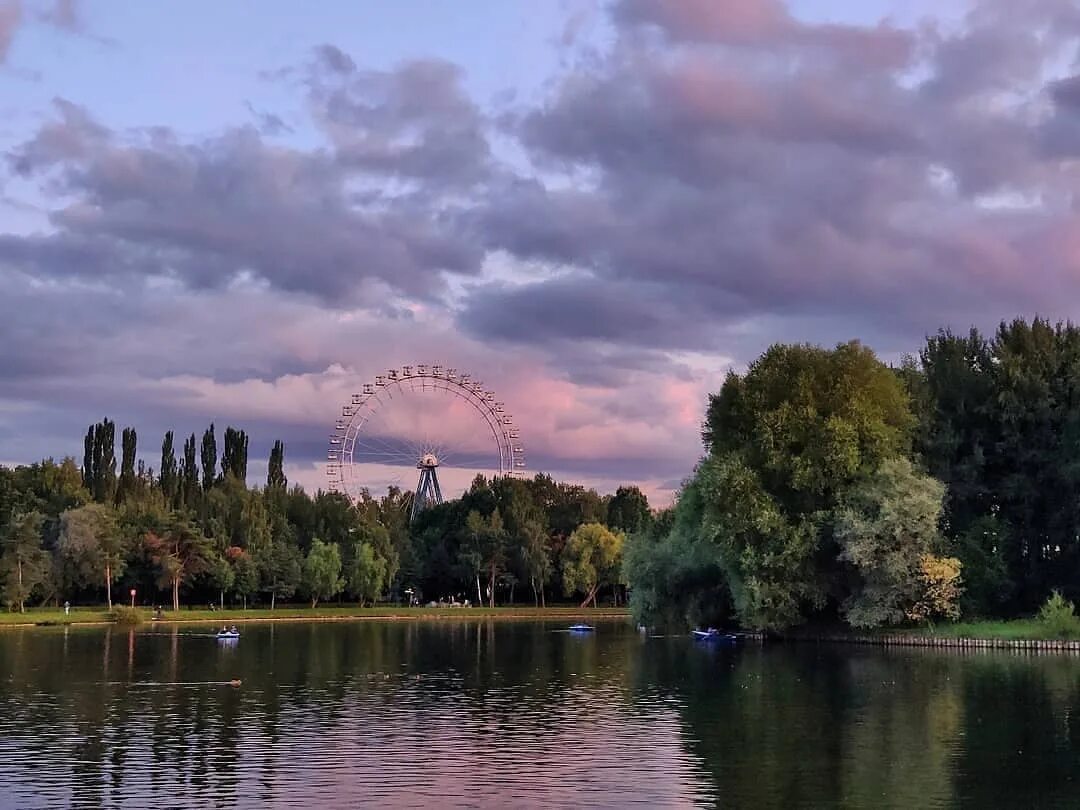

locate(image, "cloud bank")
[[4, 0, 1080, 504]]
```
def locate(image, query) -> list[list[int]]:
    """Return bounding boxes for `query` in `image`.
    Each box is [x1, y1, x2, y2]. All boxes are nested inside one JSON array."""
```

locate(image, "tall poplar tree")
[[85, 418, 117, 504], [200, 424, 217, 492], [267, 440, 287, 490], [82, 427, 94, 490], [221, 427, 249, 485], [159, 431, 179, 505], [117, 427, 137, 504], [180, 433, 200, 509]]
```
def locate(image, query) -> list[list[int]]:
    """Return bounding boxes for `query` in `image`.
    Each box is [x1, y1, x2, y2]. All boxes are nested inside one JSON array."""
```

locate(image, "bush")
[[1037, 591, 1080, 638], [109, 606, 145, 626]]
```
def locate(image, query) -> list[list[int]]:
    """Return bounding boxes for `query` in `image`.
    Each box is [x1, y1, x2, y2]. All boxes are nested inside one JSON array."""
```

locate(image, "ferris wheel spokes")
[[327, 364, 526, 517]]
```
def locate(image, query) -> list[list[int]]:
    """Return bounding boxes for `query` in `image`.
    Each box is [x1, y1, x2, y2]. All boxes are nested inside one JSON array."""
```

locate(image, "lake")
[[1, 619, 1079, 808]]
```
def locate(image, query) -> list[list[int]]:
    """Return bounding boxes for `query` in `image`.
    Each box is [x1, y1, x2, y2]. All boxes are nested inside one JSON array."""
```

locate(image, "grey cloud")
[[3, 101, 484, 303], [457, 0, 1080, 361], [1051, 75, 1080, 110], [459, 276, 730, 352], [306, 54, 492, 187], [244, 102, 292, 136], [314, 44, 355, 75]]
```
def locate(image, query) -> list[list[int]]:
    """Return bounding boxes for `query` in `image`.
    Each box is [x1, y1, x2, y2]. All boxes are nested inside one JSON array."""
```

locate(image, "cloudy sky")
[[2, 0, 1080, 505]]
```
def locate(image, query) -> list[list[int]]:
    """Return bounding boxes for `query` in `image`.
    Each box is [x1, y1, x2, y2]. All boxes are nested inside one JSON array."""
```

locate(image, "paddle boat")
[[568, 624, 595, 633], [216, 626, 240, 640], [692, 628, 737, 643]]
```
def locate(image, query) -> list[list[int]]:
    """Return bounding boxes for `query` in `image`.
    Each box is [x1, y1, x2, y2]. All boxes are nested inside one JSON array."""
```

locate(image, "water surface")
[[1, 620, 1079, 808]]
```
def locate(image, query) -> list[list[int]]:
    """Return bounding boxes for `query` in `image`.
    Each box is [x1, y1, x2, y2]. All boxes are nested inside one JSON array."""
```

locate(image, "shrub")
[[1037, 591, 1080, 638], [907, 555, 963, 625], [109, 606, 145, 626]]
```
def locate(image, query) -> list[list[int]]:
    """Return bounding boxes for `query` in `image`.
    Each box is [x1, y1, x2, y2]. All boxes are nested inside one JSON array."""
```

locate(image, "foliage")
[[835, 458, 948, 628], [117, 427, 138, 504], [0, 419, 646, 614], [519, 521, 551, 606], [912, 318, 1080, 613], [159, 431, 179, 507], [692, 341, 915, 630], [1036, 591, 1080, 638], [1, 511, 50, 612], [58, 503, 124, 608], [109, 605, 145, 625], [200, 423, 217, 492], [259, 536, 303, 609], [624, 490, 732, 630], [607, 486, 651, 535], [562, 523, 624, 607], [346, 541, 387, 606], [83, 419, 118, 504], [907, 555, 963, 625], [143, 518, 214, 611], [304, 538, 344, 607], [267, 440, 287, 490], [221, 427, 249, 485], [703, 340, 913, 508]]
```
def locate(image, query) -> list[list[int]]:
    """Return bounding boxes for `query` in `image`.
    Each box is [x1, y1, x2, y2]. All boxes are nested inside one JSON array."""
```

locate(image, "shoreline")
[[782, 631, 1080, 653], [0, 607, 630, 630]]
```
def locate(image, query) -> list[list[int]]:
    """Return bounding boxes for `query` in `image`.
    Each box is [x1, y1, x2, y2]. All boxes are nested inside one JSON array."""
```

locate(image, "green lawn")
[[906, 619, 1080, 641], [0, 604, 629, 627]]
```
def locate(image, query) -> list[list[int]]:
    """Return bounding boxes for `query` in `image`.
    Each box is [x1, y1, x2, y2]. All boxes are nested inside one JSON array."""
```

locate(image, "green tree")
[[116, 427, 137, 504], [834, 458, 952, 628], [84, 419, 118, 504], [221, 426, 249, 484], [144, 518, 214, 611], [258, 535, 302, 610], [204, 550, 235, 610], [0, 511, 48, 612], [200, 423, 217, 491], [624, 495, 731, 631], [607, 486, 651, 535], [58, 503, 124, 608], [180, 433, 200, 509], [304, 538, 344, 607], [519, 520, 551, 606], [267, 439, 287, 490], [227, 547, 260, 609], [159, 431, 179, 506], [698, 341, 915, 629], [346, 541, 387, 606], [562, 522, 624, 607]]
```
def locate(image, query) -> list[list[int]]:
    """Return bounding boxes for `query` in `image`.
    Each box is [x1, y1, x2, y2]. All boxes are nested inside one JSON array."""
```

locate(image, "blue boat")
[[216, 628, 240, 640], [569, 624, 594, 632], [692, 628, 737, 642]]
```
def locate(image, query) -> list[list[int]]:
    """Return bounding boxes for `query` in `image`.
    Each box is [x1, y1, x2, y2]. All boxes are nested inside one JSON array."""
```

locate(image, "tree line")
[[626, 317, 1080, 632], [0, 421, 650, 612]]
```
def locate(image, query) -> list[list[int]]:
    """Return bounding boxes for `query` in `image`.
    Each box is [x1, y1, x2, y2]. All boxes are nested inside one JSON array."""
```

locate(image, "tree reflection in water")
[[1, 623, 1080, 807]]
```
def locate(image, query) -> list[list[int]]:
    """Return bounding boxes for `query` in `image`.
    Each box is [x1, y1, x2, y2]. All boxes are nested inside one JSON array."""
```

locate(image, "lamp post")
[[130, 588, 136, 608]]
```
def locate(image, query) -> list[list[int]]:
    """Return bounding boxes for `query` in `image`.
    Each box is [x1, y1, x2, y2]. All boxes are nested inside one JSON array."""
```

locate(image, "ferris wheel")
[[326, 364, 526, 520]]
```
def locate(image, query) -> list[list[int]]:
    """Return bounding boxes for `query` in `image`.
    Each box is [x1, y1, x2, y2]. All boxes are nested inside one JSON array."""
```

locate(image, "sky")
[[2, 0, 1080, 506]]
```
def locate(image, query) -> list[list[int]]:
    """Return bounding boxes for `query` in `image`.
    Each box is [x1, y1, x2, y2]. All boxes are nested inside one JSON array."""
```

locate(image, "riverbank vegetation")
[[1, 422, 647, 613], [626, 317, 1080, 635], [0, 604, 627, 627]]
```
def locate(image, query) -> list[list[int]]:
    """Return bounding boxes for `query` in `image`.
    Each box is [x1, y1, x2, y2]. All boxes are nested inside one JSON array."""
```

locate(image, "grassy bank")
[[903, 619, 1080, 641], [0, 605, 629, 628]]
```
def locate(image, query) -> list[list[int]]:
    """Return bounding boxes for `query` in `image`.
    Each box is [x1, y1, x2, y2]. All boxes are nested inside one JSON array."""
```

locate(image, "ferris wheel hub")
[[418, 453, 439, 468]]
